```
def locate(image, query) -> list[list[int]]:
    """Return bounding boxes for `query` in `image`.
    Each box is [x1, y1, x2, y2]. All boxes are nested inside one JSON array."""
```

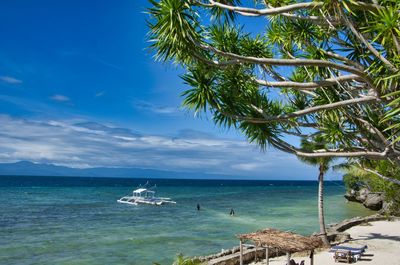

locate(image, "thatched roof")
[[238, 228, 322, 253]]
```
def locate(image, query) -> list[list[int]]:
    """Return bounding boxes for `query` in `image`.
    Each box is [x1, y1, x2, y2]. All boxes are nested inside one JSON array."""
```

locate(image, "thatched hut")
[[237, 228, 322, 265]]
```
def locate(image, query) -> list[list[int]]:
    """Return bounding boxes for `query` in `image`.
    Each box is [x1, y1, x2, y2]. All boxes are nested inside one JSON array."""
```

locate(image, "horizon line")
[[0, 174, 343, 182]]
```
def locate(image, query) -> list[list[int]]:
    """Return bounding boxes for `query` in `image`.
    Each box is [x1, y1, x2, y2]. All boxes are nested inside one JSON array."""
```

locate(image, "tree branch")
[[354, 117, 390, 147], [392, 32, 400, 55], [206, 0, 324, 16], [275, 12, 338, 26], [203, 1, 393, 18], [359, 165, 400, 185], [319, 49, 364, 70], [255, 74, 363, 90], [223, 96, 376, 126], [197, 42, 367, 77], [342, 14, 398, 73], [253, 96, 377, 122], [270, 137, 389, 160]]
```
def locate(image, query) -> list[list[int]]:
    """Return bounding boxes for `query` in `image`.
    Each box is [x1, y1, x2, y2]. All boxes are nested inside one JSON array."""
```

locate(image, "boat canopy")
[[133, 188, 148, 193], [133, 188, 155, 196]]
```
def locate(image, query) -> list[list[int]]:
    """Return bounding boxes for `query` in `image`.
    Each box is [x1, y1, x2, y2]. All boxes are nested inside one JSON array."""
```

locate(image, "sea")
[[0, 176, 374, 265]]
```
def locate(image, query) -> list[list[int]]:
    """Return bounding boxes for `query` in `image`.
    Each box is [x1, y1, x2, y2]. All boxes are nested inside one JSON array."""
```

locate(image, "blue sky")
[[0, 0, 339, 180]]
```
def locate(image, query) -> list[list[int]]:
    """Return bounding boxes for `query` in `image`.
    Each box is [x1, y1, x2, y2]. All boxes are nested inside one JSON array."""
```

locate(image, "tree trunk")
[[318, 164, 330, 247]]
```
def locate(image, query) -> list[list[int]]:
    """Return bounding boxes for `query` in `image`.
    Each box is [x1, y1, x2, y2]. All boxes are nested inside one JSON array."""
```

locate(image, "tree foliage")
[[341, 160, 400, 214], [147, 0, 400, 184]]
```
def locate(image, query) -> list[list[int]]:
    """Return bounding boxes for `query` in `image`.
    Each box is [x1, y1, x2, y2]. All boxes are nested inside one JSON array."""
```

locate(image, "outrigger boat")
[[117, 183, 176, 206]]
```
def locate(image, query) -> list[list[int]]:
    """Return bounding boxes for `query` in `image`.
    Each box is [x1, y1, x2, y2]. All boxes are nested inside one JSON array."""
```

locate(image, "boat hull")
[[117, 197, 176, 206], [117, 199, 138, 205]]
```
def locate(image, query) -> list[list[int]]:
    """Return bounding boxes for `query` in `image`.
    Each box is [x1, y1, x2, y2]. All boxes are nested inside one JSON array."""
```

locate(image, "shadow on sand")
[[351, 232, 400, 243]]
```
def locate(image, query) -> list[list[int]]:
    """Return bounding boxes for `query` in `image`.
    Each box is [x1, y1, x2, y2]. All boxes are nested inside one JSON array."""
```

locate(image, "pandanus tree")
[[298, 138, 335, 247], [147, 1, 400, 182]]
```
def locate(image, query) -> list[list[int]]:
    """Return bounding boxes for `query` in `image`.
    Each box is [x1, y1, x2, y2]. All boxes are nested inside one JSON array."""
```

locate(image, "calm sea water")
[[0, 176, 373, 265]]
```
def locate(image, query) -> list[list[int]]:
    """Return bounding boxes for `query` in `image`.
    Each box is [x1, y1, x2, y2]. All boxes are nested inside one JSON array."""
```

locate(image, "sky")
[[0, 0, 340, 180]]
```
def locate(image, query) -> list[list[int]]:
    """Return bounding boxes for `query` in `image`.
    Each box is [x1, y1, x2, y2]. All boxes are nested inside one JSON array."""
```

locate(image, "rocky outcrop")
[[363, 193, 384, 210], [344, 188, 385, 211], [344, 189, 358, 202], [356, 188, 370, 202], [381, 201, 393, 214]]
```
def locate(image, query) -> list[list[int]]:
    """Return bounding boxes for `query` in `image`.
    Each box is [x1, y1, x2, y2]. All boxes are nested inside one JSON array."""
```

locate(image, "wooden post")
[[265, 247, 269, 265], [310, 250, 314, 265], [287, 252, 291, 265], [239, 240, 243, 265], [254, 245, 258, 262]]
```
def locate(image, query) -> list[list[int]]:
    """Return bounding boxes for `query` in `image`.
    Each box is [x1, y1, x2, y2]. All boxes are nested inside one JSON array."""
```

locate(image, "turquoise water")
[[0, 177, 373, 265]]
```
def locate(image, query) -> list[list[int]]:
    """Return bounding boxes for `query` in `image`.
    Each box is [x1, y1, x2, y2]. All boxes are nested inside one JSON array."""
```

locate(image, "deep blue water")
[[0, 175, 340, 187], [0, 176, 373, 265]]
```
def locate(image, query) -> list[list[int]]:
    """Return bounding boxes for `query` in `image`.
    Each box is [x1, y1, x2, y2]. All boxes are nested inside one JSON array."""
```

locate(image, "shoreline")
[[198, 214, 399, 265]]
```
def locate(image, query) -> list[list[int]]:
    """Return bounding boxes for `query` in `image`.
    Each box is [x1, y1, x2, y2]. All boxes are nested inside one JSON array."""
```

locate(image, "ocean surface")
[[0, 176, 373, 265]]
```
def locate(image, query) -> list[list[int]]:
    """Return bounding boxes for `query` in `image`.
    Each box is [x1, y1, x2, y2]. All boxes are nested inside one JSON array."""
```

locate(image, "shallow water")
[[0, 177, 373, 264]]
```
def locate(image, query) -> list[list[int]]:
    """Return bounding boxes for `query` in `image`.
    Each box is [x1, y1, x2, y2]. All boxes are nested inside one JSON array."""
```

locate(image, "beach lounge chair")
[[330, 245, 368, 253], [334, 250, 352, 263], [330, 245, 368, 263]]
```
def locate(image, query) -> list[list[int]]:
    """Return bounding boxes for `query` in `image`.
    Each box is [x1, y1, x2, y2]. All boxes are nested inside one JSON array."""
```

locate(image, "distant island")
[[0, 161, 263, 180]]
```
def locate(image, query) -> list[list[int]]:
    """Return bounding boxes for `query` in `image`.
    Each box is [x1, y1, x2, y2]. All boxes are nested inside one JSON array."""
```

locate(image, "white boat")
[[117, 184, 176, 206]]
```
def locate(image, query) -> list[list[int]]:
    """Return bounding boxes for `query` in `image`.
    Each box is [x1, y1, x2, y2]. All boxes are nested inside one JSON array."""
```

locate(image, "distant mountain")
[[0, 161, 238, 179]]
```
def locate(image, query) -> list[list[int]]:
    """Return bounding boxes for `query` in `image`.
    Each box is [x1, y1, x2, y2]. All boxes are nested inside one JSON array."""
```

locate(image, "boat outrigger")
[[117, 183, 176, 206]]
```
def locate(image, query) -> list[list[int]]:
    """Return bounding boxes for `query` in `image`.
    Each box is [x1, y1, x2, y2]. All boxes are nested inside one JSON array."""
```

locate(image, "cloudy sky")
[[0, 0, 337, 180]]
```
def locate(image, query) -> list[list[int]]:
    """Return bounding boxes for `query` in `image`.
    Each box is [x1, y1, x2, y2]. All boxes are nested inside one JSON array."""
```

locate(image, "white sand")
[[249, 220, 400, 265]]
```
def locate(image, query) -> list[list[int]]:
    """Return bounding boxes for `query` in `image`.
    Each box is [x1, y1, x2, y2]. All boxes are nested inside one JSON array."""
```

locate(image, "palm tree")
[[298, 138, 334, 247]]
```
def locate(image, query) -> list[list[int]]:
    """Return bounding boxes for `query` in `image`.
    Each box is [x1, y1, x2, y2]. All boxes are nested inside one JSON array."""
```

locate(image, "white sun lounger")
[[329, 245, 368, 262]]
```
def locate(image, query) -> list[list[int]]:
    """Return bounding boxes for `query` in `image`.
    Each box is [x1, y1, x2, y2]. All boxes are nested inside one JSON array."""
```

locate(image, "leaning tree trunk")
[[318, 164, 330, 247]]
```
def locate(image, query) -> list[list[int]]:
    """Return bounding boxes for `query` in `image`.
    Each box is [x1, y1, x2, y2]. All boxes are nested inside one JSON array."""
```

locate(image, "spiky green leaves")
[[298, 136, 334, 170], [179, 22, 280, 145], [147, 0, 201, 63], [208, 24, 272, 60], [181, 64, 218, 114], [362, 5, 400, 55], [209, 0, 241, 22]]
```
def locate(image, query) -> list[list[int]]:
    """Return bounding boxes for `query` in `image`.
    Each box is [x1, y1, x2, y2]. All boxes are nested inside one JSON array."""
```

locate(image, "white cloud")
[[133, 100, 180, 115], [0, 116, 317, 178], [0, 76, 22, 84], [50, 94, 70, 102], [232, 163, 264, 171]]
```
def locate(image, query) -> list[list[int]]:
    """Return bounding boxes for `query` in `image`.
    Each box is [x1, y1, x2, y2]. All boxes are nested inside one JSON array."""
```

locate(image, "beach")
[[250, 220, 400, 265]]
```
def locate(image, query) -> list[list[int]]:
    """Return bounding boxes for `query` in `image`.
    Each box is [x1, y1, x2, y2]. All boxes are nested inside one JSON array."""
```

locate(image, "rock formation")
[[344, 188, 384, 211]]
